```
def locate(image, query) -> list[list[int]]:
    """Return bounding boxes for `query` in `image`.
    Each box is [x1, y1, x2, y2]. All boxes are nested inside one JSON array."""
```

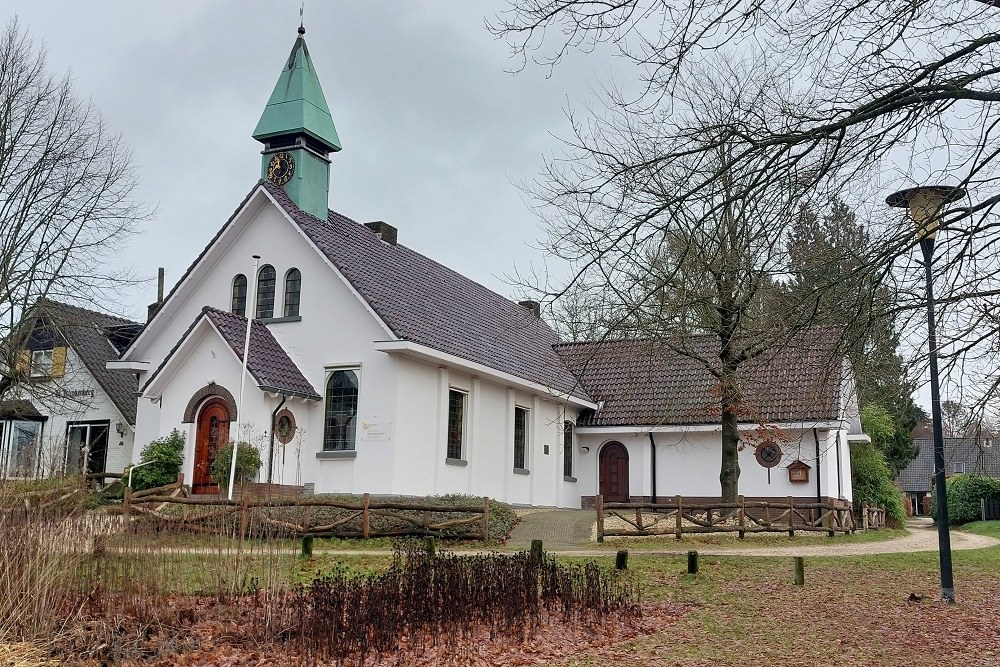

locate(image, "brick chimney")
[[518, 300, 541, 318], [364, 221, 397, 246], [147, 267, 165, 322]]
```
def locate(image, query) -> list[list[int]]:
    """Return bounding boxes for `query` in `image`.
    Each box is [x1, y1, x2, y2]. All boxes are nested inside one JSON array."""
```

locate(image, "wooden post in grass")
[[788, 496, 795, 538], [675, 495, 683, 539], [124, 486, 132, 518], [362, 493, 371, 539], [424, 535, 436, 559], [738, 495, 746, 540], [826, 499, 835, 537], [596, 495, 604, 543], [687, 550, 698, 575], [301, 535, 313, 558], [793, 557, 805, 585], [531, 539, 544, 563], [481, 496, 490, 542], [239, 490, 250, 539], [615, 550, 628, 570]]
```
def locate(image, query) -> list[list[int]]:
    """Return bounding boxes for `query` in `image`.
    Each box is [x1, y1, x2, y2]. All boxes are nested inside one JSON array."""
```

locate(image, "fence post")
[[615, 549, 628, 570], [826, 499, 835, 537], [862, 502, 869, 532], [124, 486, 132, 518], [787, 496, 795, 538], [687, 550, 699, 575], [362, 493, 371, 539], [239, 491, 250, 539], [793, 556, 805, 585], [424, 535, 436, 559], [596, 495, 605, 544], [675, 495, 683, 539], [481, 496, 490, 543], [531, 539, 544, 563], [301, 535, 313, 558], [738, 495, 746, 540]]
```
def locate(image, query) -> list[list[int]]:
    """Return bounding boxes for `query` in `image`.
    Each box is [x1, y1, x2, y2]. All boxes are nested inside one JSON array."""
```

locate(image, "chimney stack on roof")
[[518, 300, 541, 318], [147, 267, 166, 323], [364, 221, 398, 246]]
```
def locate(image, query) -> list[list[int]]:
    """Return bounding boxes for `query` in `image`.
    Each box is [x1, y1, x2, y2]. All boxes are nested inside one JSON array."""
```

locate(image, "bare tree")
[[0, 19, 148, 394], [493, 0, 1000, 420]]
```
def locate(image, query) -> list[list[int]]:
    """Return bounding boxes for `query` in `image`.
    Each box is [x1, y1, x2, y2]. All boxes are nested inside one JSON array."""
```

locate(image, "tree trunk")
[[720, 382, 741, 504]]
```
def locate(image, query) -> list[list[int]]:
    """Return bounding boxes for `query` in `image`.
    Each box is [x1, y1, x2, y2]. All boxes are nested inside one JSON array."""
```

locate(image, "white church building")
[[108, 26, 859, 507]]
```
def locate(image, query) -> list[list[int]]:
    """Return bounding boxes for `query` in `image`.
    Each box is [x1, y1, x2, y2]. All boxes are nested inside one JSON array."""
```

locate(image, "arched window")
[[284, 268, 301, 317], [324, 370, 359, 451], [255, 265, 276, 319], [231, 275, 247, 316]]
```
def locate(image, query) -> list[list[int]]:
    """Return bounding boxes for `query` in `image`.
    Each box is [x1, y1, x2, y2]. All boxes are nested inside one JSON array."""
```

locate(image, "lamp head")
[[886, 185, 966, 239]]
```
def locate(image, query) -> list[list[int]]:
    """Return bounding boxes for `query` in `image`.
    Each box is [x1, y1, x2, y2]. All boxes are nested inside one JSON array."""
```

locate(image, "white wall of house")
[[6, 345, 134, 477], [575, 424, 854, 502]]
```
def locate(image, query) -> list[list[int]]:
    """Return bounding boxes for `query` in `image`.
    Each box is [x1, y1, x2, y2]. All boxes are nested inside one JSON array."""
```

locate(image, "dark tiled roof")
[[261, 182, 589, 400], [0, 399, 45, 420], [896, 438, 1000, 492], [554, 332, 844, 427], [202, 307, 320, 400], [33, 299, 140, 424]]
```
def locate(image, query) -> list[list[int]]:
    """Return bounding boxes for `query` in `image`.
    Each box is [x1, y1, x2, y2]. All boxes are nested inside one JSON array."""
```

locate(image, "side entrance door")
[[66, 421, 109, 476], [194, 399, 230, 494], [599, 442, 630, 502]]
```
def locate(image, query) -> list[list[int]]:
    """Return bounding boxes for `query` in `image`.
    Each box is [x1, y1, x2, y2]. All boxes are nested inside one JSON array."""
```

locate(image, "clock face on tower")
[[266, 151, 295, 186]]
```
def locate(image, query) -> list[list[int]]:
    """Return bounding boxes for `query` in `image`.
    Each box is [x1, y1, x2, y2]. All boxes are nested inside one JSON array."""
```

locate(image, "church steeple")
[[253, 25, 340, 219]]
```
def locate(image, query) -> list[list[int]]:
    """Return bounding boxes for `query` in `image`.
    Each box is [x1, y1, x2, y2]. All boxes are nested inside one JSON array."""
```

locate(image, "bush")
[[932, 474, 1000, 525], [211, 441, 262, 491], [127, 430, 184, 491], [850, 442, 906, 527]]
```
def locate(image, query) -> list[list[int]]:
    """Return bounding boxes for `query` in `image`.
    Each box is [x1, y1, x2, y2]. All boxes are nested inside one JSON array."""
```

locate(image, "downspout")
[[813, 428, 822, 503], [836, 431, 843, 498], [648, 432, 658, 503], [267, 395, 287, 484]]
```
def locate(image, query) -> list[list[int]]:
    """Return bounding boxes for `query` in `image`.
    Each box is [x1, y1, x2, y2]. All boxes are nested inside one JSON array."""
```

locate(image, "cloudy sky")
[[3, 1, 618, 319]]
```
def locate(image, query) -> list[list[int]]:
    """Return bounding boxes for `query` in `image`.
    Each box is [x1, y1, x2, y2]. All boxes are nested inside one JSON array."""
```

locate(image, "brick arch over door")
[[182, 383, 238, 423]]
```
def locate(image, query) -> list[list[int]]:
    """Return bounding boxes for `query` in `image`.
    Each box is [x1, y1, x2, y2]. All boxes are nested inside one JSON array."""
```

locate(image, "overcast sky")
[[3, 1, 618, 319]]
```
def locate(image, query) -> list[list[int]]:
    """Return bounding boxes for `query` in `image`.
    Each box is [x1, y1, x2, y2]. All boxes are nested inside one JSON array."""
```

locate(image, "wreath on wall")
[[274, 408, 297, 444]]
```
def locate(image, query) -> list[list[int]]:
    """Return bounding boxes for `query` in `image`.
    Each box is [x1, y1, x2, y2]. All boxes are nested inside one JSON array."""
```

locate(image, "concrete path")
[[500, 511, 1000, 557]]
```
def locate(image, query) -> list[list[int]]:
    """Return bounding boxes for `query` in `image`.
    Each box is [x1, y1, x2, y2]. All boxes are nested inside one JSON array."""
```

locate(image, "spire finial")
[[298, 4, 305, 35]]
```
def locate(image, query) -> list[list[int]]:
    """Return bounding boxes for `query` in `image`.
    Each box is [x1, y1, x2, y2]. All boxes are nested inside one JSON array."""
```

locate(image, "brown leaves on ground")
[[50, 597, 687, 667]]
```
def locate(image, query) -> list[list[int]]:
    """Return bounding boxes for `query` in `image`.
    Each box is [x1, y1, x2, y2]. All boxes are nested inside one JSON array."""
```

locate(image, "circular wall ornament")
[[754, 441, 782, 468], [274, 408, 297, 444]]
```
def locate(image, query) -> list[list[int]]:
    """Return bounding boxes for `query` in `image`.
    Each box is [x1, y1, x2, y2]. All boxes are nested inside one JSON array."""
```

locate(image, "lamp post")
[[886, 184, 966, 604]]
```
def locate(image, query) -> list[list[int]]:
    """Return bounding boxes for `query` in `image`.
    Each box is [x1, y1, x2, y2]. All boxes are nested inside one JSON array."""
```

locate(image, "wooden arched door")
[[193, 398, 230, 494], [599, 442, 629, 502]]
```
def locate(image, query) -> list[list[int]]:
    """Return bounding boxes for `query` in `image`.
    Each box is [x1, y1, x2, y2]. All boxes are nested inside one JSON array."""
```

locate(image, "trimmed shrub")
[[932, 474, 1000, 525], [127, 429, 185, 491], [211, 441, 263, 491], [850, 442, 906, 527]]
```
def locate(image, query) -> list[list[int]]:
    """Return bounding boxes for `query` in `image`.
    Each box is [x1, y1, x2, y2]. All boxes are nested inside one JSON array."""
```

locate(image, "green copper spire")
[[253, 25, 340, 220], [253, 26, 341, 151]]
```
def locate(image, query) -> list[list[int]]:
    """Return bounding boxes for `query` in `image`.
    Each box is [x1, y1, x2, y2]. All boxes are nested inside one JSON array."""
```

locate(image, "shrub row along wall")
[[933, 475, 1000, 524]]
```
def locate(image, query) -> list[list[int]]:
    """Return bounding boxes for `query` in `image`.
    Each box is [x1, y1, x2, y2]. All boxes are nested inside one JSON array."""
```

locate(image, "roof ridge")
[[34, 297, 139, 326]]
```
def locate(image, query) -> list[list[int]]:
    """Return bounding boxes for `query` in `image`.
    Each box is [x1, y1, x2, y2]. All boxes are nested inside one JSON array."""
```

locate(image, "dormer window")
[[231, 274, 247, 316], [256, 265, 276, 319], [284, 268, 301, 317], [30, 349, 53, 377]]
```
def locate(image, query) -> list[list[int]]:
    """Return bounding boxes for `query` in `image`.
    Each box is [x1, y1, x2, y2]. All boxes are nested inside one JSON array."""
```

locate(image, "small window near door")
[[953, 462, 966, 474], [283, 268, 301, 317], [256, 265, 276, 318], [232, 274, 247, 316], [447, 389, 467, 460], [563, 421, 574, 478], [513, 406, 529, 470]]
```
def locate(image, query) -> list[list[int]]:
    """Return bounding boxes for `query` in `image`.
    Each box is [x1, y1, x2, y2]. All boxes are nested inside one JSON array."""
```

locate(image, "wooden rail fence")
[[123, 478, 490, 541], [596, 495, 883, 542]]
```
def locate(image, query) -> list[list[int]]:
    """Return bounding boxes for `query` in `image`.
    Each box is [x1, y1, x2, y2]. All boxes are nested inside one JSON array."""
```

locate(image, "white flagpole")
[[230, 254, 260, 501]]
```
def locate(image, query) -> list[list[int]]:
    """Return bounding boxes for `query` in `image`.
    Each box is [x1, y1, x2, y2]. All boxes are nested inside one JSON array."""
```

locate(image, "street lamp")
[[887, 183, 966, 604]]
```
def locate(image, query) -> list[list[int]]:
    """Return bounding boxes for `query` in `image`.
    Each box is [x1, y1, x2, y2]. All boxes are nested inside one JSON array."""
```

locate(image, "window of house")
[[284, 268, 301, 317], [9, 420, 40, 477], [447, 389, 467, 460], [513, 406, 529, 470], [256, 265, 276, 318], [231, 274, 248, 316], [563, 420, 574, 478], [324, 370, 359, 451], [30, 349, 53, 378]]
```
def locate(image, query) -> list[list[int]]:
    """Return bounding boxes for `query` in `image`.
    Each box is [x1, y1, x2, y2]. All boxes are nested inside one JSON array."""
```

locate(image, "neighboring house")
[[107, 27, 858, 506], [896, 437, 1000, 515], [1, 299, 141, 479]]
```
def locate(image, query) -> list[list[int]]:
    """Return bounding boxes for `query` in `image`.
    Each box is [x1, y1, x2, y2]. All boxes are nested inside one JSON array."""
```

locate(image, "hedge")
[[932, 474, 1000, 525], [850, 442, 906, 527]]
